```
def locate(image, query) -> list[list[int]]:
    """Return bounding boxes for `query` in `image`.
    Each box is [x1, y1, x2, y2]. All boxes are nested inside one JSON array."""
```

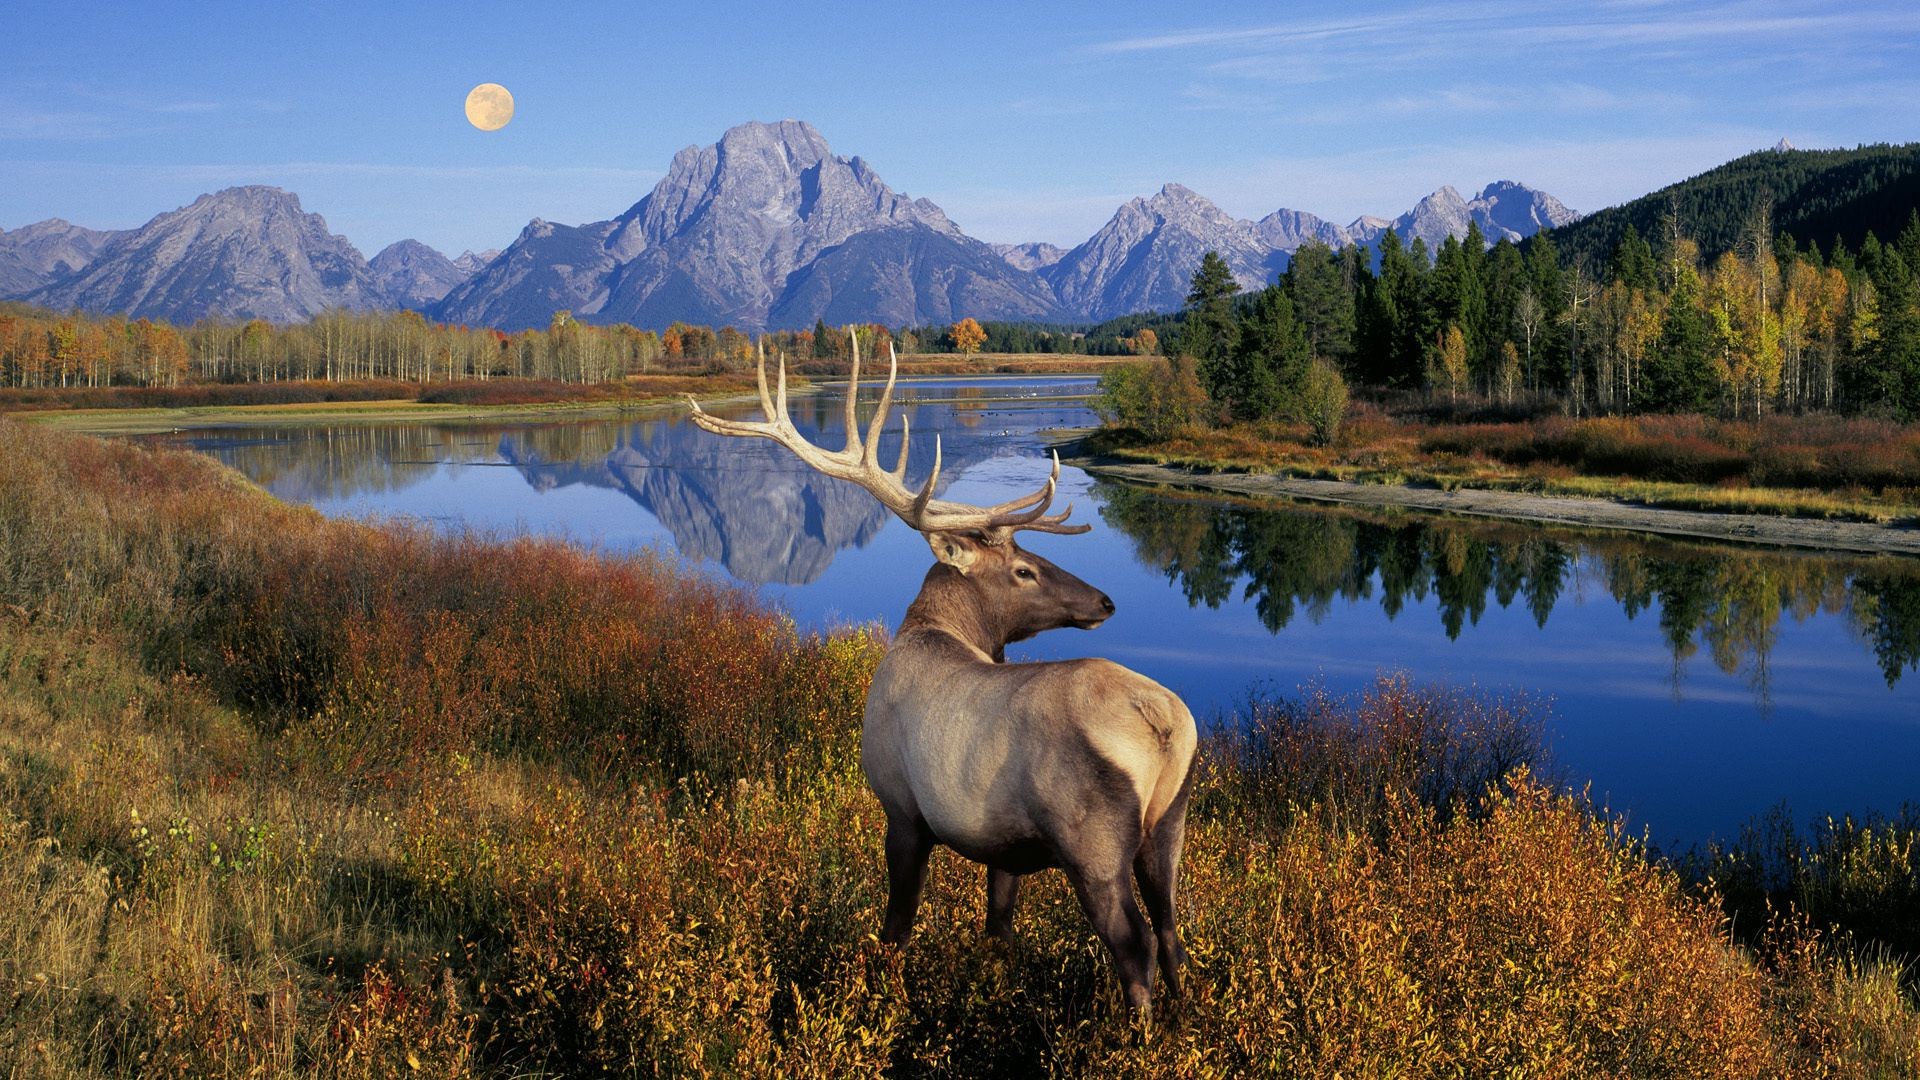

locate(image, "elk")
[[688, 335, 1197, 1015]]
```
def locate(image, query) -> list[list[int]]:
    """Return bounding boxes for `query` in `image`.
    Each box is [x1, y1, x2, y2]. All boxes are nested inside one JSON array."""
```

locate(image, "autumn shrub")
[[1692, 804, 1920, 989], [1417, 412, 1920, 493], [1094, 356, 1213, 440]]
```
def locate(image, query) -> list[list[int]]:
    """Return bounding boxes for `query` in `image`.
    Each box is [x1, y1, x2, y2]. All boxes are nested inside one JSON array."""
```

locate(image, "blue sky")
[[4, 1, 1916, 256]]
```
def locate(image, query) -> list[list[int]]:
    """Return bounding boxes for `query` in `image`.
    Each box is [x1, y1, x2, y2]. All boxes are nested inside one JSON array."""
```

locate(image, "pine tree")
[[1225, 285, 1311, 421], [1610, 224, 1659, 293], [1178, 251, 1243, 402], [1282, 241, 1354, 363], [1642, 260, 1718, 412]]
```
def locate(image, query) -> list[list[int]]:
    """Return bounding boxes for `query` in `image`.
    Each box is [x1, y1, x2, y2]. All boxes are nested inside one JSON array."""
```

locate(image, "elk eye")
[[1015, 567, 1035, 581]]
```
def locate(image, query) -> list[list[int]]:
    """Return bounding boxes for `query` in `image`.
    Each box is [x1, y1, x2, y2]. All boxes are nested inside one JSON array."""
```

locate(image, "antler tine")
[[1010, 508, 1092, 536], [890, 415, 912, 482], [775, 346, 788, 420], [753, 338, 776, 419], [978, 453, 1091, 538], [843, 327, 863, 458], [863, 339, 900, 471], [987, 475, 1058, 529], [907, 434, 944, 529], [979, 448, 1064, 516]]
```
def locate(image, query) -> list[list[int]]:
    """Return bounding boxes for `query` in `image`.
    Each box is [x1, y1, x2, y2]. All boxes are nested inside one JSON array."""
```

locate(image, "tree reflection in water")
[[1096, 483, 1920, 692]]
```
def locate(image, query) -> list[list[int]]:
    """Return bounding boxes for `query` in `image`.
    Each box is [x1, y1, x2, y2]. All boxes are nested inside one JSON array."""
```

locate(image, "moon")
[[464, 83, 514, 131]]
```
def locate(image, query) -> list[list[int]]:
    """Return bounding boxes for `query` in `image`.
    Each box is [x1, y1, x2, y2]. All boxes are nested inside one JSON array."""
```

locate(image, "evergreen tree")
[[1365, 230, 1430, 386], [1526, 232, 1569, 389], [1641, 261, 1718, 412], [1610, 224, 1659, 293], [1282, 241, 1354, 363], [1177, 251, 1243, 401], [1861, 244, 1920, 418], [1354, 231, 1406, 385], [1430, 224, 1489, 383], [1223, 284, 1311, 421]]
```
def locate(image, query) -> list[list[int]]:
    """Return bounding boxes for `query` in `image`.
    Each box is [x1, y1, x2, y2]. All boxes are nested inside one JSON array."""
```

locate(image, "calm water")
[[145, 377, 1920, 847]]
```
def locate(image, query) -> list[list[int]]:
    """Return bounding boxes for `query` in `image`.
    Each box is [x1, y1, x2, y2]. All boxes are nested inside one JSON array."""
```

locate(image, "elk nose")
[[1099, 593, 1115, 615]]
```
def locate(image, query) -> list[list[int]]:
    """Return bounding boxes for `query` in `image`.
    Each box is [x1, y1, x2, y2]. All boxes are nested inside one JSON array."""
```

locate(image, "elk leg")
[[1134, 803, 1191, 999], [985, 868, 1022, 941], [880, 815, 934, 945], [1065, 865, 1157, 1015]]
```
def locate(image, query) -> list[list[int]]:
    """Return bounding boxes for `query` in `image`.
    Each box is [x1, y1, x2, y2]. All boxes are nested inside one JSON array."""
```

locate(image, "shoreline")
[[1071, 457, 1920, 557], [5, 391, 769, 436], [5, 367, 1106, 436]]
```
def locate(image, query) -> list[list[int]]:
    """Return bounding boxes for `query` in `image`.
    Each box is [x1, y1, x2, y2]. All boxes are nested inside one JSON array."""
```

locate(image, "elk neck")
[[898, 563, 1015, 663]]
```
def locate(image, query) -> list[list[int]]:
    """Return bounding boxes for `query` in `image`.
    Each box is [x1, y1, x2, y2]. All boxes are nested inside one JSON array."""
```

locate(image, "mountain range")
[[0, 119, 1577, 330]]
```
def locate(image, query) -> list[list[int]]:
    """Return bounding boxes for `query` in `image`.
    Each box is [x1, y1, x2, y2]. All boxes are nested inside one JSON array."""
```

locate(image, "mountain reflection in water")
[[1096, 483, 1920, 698], [175, 383, 1073, 586]]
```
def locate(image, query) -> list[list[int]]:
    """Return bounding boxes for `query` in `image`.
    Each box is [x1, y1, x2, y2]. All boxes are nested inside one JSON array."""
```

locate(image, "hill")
[[1542, 143, 1920, 267]]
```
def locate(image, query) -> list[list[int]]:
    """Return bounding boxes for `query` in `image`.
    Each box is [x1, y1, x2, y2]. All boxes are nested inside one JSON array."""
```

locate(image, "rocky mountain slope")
[[370, 239, 472, 310], [437, 120, 1060, 331], [25, 187, 389, 323], [1042, 184, 1282, 322], [1382, 182, 1579, 252], [0, 219, 125, 297]]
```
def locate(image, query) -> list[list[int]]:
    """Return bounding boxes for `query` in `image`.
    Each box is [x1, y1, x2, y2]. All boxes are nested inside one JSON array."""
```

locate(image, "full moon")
[[464, 83, 514, 131]]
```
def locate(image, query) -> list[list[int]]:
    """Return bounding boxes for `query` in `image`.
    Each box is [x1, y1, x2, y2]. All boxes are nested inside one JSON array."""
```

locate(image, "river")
[[143, 375, 1920, 848]]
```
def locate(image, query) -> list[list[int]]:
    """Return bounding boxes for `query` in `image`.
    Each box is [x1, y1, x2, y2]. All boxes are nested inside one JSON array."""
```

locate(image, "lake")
[[145, 376, 1920, 848]]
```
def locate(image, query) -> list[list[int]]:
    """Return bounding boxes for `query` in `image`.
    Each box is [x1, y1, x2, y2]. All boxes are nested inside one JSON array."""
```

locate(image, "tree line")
[[0, 298, 1159, 391], [1166, 207, 1920, 423]]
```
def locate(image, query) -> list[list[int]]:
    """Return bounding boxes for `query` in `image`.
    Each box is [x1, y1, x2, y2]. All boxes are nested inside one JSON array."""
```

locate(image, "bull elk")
[[687, 335, 1197, 1015]]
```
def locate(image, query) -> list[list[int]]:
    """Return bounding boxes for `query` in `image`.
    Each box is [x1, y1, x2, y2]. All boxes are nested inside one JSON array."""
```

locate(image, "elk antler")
[[686, 329, 1088, 542]]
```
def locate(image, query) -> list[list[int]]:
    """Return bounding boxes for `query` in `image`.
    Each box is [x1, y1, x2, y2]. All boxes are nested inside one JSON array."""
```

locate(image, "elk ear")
[[926, 530, 986, 575]]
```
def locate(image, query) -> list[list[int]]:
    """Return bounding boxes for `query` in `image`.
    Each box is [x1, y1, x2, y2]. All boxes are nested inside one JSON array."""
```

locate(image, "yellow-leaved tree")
[[950, 318, 987, 355]]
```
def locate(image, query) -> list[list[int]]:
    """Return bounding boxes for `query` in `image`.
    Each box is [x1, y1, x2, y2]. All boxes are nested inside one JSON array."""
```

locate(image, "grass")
[[0, 417, 1916, 1075], [3, 374, 765, 435], [1092, 405, 1920, 523]]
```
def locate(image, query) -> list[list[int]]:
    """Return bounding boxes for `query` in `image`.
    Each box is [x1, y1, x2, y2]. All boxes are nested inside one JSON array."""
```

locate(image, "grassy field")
[[1091, 406, 1920, 524], [2, 375, 765, 435], [1, 418, 1915, 1075]]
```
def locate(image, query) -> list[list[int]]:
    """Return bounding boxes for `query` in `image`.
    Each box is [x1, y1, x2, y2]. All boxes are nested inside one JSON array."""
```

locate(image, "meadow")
[[1, 417, 1916, 1076]]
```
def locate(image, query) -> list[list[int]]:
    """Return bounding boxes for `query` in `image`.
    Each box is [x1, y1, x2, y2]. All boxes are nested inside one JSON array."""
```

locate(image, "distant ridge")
[[1540, 143, 1920, 268], [0, 219, 125, 297], [370, 239, 474, 310]]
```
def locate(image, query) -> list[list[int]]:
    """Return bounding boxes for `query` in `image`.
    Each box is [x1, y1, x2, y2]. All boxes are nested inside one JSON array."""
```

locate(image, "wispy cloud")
[[0, 110, 121, 140], [1093, 1, 1914, 60], [0, 83, 292, 142], [1, 159, 660, 186]]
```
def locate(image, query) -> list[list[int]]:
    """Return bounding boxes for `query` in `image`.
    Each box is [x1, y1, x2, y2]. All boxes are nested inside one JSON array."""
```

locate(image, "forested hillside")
[[1544, 144, 1920, 270]]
